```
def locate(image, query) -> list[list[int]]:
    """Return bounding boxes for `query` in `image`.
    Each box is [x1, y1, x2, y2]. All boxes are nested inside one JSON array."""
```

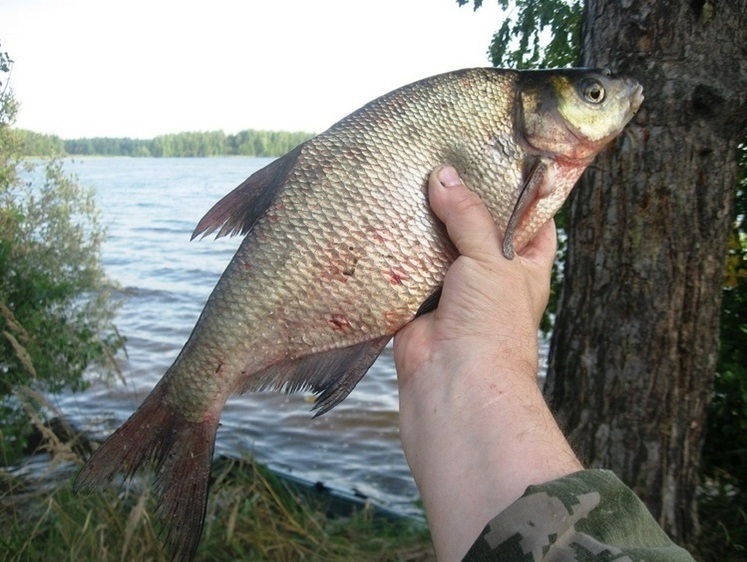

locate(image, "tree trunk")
[[545, 0, 747, 542]]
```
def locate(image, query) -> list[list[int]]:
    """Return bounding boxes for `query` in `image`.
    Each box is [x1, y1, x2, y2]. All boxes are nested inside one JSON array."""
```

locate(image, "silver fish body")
[[75, 67, 643, 561]]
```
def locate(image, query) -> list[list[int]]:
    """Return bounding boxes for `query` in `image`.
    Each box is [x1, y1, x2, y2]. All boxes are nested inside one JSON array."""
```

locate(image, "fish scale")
[[75, 67, 643, 561]]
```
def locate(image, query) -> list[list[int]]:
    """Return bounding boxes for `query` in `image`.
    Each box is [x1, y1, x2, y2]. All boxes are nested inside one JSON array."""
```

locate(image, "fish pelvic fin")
[[415, 286, 443, 317], [191, 143, 304, 240], [73, 383, 218, 562], [311, 336, 391, 416], [241, 336, 391, 416]]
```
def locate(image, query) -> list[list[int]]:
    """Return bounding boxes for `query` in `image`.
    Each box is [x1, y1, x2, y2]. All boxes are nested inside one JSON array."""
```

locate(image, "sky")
[[0, 0, 505, 139]]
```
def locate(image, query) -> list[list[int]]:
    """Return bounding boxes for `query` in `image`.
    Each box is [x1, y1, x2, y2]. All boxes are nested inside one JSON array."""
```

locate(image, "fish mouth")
[[628, 81, 645, 115], [623, 76, 645, 117]]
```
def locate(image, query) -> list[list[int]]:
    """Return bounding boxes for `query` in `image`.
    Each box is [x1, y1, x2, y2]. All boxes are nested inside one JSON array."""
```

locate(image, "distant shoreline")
[[14, 128, 314, 158]]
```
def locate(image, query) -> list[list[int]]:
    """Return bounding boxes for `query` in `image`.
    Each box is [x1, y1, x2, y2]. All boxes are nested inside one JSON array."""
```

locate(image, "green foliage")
[[0, 43, 121, 462], [458, 0, 582, 68], [227, 129, 312, 158], [14, 130, 65, 157], [691, 141, 747, 558], [149, 130, 228, 157], [1, 456, 432, 561], [63, 136, 149, 157], [57, 129, 313, 158], [0, 48, 10, 79], [694, 476, 747, 559], [703, 141, 747, 488]]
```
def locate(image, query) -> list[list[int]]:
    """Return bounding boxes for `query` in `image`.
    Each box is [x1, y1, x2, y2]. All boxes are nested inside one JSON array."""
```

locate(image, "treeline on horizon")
[[15, 128, 315, 158]]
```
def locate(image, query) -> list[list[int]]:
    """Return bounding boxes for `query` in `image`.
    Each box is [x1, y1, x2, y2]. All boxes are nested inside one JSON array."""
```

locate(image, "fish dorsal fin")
[[191, 143, 304, 240]]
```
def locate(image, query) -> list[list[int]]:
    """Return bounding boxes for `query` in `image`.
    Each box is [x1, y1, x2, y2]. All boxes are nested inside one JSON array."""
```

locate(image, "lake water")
[[49, 156, 419, 516]]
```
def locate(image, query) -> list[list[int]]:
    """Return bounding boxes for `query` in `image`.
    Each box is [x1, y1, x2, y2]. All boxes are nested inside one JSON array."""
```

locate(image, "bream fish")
[[75, 67, 643, 560]]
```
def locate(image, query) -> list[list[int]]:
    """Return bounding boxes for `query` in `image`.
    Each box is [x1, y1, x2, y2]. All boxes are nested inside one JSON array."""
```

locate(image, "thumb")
[[428, 166, 502, 261]]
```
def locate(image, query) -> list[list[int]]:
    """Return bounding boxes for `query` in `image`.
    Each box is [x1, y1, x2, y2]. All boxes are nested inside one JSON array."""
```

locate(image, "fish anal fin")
[[191, 143, 304, 240], [502, 156, 554, 259], [241, 336, 391, 416], [74, 383, 218, 562]]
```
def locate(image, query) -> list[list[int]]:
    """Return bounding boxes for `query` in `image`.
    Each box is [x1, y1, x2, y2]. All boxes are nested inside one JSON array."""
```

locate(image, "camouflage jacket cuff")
[[462, 469, 694, 561]]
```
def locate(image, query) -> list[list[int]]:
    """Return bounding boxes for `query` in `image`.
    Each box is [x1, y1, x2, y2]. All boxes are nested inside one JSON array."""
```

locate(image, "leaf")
[[459, 0, 582, 69]]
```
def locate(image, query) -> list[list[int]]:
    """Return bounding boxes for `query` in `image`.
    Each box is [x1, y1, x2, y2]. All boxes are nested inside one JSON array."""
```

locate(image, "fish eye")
[[579, 78, 605, 104]]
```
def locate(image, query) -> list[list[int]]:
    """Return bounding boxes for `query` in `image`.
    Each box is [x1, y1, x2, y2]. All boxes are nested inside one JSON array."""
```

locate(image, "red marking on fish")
[[328, 314, 351, 332], [386, 267, 408, 285], [384, 308, 410, 332], [370, 228, 395, 244]]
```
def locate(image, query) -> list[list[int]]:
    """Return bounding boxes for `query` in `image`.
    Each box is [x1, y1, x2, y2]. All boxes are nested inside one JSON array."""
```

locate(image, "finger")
[[428, 166, 502, 260], [517, 218, 557, 272]]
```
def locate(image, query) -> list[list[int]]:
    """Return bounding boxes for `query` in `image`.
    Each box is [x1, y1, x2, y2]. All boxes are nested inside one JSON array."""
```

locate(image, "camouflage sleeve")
[[463, 469, 694, 561]]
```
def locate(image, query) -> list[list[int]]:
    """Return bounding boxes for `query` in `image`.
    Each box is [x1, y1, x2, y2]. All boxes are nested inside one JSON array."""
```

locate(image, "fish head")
[[500, 68, 643, 255], [517, 68, 644, 164]]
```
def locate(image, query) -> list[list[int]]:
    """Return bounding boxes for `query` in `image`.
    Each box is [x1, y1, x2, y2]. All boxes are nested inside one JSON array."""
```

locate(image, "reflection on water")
[[49, 157, 421, 516]]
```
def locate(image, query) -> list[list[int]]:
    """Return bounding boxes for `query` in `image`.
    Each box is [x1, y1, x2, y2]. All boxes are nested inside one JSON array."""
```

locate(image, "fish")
[[74, 67, 643, 560]]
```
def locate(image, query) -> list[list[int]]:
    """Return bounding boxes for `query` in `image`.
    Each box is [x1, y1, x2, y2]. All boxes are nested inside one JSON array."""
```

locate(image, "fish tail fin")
[[74, 383, 218, 562]]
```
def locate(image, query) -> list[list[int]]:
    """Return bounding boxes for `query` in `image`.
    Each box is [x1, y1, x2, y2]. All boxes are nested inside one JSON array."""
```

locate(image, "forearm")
[[398, 353, 582, 562]]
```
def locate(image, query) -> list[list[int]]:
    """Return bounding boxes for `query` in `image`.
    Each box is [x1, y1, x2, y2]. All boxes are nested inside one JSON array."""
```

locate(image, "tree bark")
[[545, 0, 747, 542]]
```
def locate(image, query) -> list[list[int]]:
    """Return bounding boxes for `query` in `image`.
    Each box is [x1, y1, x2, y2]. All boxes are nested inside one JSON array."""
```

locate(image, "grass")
[[3, 413, 745, 561], [0, 454, 434, 561]]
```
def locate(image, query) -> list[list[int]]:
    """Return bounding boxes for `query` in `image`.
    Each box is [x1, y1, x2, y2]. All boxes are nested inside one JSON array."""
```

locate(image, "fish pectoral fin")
[[191, 143, 304, 240], [502, 156, 554, 259], [242, 336, 392, 416]]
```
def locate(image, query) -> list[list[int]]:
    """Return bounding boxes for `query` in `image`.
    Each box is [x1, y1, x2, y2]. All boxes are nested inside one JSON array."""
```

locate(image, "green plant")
[[0, 42, 121, 462], [696, 142, 747, 557], [457, 0, 582, 68], [0, 456, 433, 561]]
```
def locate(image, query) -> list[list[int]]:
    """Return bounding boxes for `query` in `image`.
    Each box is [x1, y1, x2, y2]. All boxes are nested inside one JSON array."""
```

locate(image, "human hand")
[[394, 166, 581, 562], [395, 165, 557, 386]]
